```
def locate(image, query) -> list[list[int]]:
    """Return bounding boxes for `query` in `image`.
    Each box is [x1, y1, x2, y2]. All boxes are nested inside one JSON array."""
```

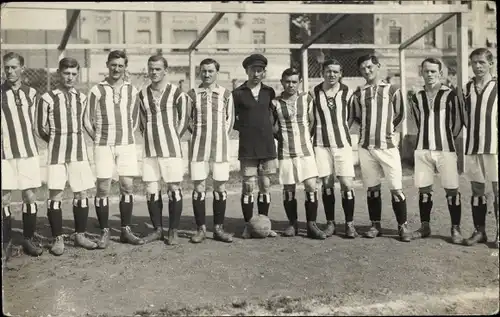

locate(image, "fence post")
[[189, 49, 195, 90], [46, 49, 51, 92], [398, 48, 407, 153], [456, 12, 468, 175], [301, 49, 308, 92]]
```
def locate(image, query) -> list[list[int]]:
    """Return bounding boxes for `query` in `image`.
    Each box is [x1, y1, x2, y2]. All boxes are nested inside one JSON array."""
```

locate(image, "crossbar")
[[301, 14, 347, 50], [0, 43, 401, 50], [4, 2, 469, 14], [188, 13, 225, 51], [399, 13, 456, 50]]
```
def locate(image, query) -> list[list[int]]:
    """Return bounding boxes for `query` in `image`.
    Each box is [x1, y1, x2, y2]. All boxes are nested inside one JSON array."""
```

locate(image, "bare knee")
[[367, 184, 381, 194], [283, 184, 296, 192], [96, 178, 112, 197], [73, 190, 88, 200], [303, 177, 317, 192], [338, 176, 353, 192], [242, 176, 256, 195], [444, 188, 459, 196], [48, 189, 64, 201], [213, 181, 226, 193], [471, 181, 486, 196], [390, 189, 405, 200], [194, 180, 207, 193], [321, 175, 335, 187], [258, 175, 271, 193], [145, 181, 159, 195], [2, 191, 12, 208], [419, 185, 433, 194], [22, 188, 37, 204], [119, 176, 134, 195], [167, 182, 181, 192]]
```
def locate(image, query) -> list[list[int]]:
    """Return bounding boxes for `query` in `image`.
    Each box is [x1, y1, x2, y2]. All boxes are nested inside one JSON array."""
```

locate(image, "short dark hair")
[[469, 48, 494, 62], [421, 57, 442, 71], [58, 57, 80, 71], [356, 54, 380, 68], [281, 67, 301, 80], [200, 58, 220, 71], [107, 50, 128, 66], [147, 54, 168, 68], [2, 52, 25, 67], [322, 59, 343, 72]]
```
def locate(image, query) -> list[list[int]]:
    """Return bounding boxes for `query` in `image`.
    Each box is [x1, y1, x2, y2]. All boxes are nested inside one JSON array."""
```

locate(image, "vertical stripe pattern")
[[1, 84, 38, 159], [187, 85, 234, 163], [138, 83, 188, 158], [411, 85, 462, 152], [272, 92, 315, 160], [36, 88, 89, 164], [84, 81, 139, 146], [464, 79, 498, 155], [311, 83, 353, 148], [351, 82, 404, 149]]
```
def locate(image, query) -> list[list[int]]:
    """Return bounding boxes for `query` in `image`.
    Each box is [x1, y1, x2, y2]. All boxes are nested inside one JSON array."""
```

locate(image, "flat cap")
[[242, 53, 267, 69]]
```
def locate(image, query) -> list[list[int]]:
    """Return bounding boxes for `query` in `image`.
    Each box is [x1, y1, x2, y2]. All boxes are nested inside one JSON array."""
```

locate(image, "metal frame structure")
[[3, 1, 470, 154]]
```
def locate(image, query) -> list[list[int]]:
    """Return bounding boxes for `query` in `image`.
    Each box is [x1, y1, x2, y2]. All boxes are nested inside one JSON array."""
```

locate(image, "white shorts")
[[94, 144, 139, 179], [47, 161, 96, 192], [314, 146, 355, 178], [359, 147, 402, 190], [414, 150, 459, 189], [465, 154, 498, 183], [1, 156, 42, 191], [190, 161, 230, 182], [279, 156, 318, 185], [143, 157, 184, 183]]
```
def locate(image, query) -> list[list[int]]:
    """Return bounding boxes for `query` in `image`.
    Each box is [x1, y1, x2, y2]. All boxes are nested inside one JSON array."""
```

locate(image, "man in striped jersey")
[[137, 55, 189, 245], [233, 54, 279, 238], [186, 58, 234, 243], [272, 68, 325, 239], [409, 58, 464, 244], [350, 54, 411, 242], [461, 48, 498, 248], [1, 52, 43, 258], [84, 50, 144, 248], [311, 59, 358, 239], [36, 57, 98, 255]]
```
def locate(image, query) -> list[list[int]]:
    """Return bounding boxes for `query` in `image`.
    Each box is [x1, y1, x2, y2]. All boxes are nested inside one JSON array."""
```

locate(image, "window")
[[97, 29, 111, 51], [467, 29, 473, 47], [172, 29, 198, 52], [252, 30, 266, 52], [424, 21, 436, 48], [216, 30, 229, 52], [461, 0, 472, 10], [446, 34, 454, 48], [136, 30, 151, 44], [486, 1, 496, 13], [389, 26, 402, 44]]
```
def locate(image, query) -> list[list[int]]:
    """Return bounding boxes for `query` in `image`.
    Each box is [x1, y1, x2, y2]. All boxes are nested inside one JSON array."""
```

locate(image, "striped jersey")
[[137, 83, 189, 158], [186, 84, 234, 163], [463, 78, 497, 155], [36, 87, 89, 164], [311, 82, 353, 148], [271, 92, 315, 160], [1, 83, 39, 160], [84, 80, 140, 146], [410, 85, 462, 152], [351, 81, 404, 150]]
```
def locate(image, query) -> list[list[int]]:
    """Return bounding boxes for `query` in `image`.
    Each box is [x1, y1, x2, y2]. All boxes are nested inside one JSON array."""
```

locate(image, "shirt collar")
[[53, 87, 78, 95], [277, 91, 299, 101], [99, 79, 132, 87], [361, 80, 389, 90], [421, 84, 451, 92], [197, 83, 221, 94], [236, 81, 270, 91]]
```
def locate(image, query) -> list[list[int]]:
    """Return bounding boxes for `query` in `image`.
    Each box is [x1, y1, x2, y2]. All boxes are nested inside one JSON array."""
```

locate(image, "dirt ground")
[[2, 174, 499, 317]]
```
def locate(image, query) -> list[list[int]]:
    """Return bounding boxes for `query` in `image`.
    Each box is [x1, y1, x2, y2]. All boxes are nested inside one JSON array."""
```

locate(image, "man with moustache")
[[186, 58, 234, 243], [36, 57, 98, 255], [310, 59, 358, 239], [232, 53, 278, 239], [84, 50, 144, 248], [137, 55, 189, 245]]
